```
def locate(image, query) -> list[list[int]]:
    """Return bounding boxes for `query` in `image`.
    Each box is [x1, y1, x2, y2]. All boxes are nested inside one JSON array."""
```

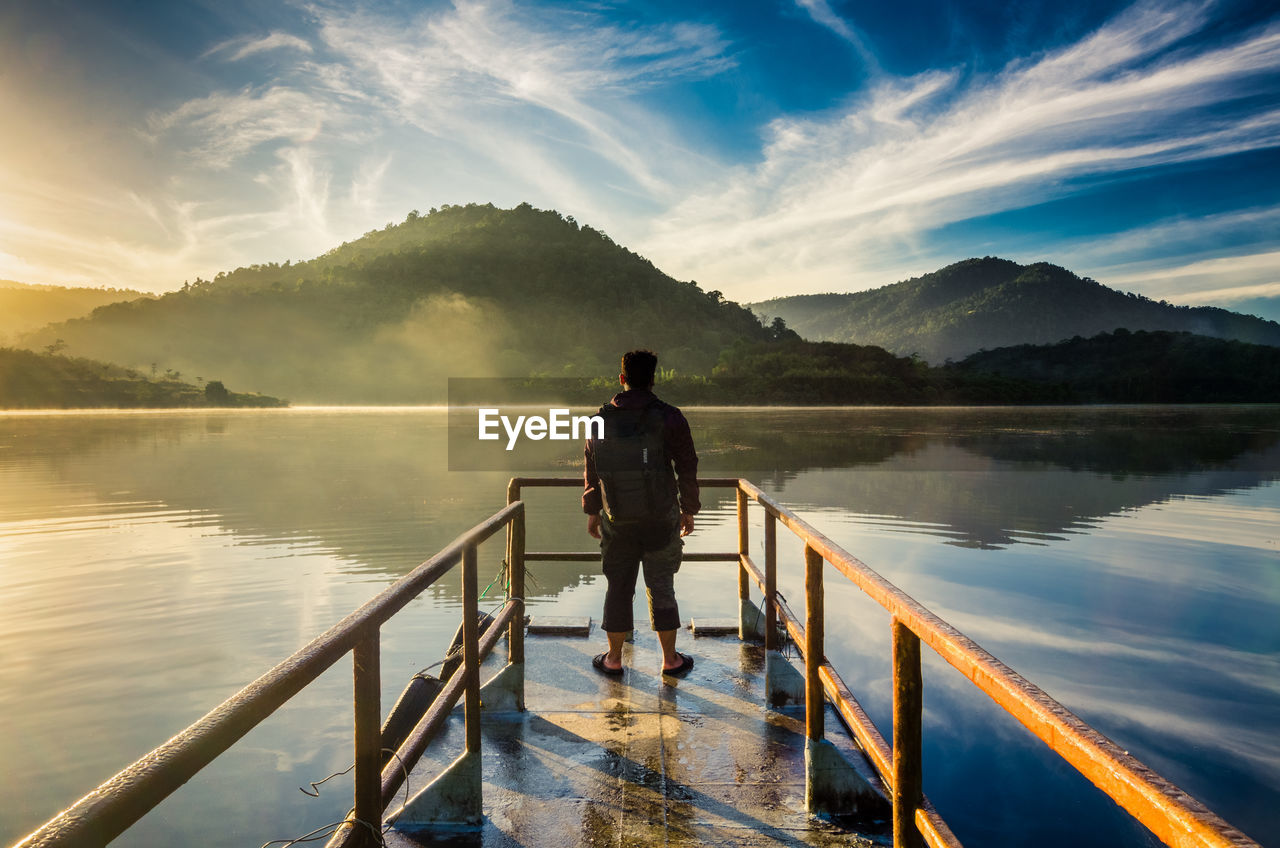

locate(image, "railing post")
[[506, 483, 525, 670], [892, 617, 924, 848], [736, 487, 749, 601], [804, 543, 824, 741], [462, 543, 481, 754], [353, 627, 381, 844], [764, 511, 777, 651]]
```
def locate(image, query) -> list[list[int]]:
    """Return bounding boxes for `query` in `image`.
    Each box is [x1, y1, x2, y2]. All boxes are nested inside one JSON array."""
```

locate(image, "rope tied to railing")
[[273, 748, 412, 848]]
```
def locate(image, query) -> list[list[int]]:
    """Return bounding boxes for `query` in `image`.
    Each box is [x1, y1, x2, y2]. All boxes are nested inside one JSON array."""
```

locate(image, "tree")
[[768, 317, 799, 341], [205, 380, 231, 405]]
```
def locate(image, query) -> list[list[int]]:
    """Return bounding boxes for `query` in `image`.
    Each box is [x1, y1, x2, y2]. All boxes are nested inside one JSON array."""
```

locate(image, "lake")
[[1, 406, 1276, 847]]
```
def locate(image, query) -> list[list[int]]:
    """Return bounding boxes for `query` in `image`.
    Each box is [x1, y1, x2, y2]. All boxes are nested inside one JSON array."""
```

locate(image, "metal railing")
[[16, 477, 1261, 848], [16, 500, 527, 848], [510, 477, 1260, 848]]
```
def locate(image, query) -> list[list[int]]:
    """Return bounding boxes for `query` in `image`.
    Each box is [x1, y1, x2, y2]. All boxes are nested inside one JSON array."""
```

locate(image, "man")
[[583, 349, 700, 676]]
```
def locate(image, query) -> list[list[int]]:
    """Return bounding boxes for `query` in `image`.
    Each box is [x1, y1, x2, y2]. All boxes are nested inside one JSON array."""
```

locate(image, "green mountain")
[[0, 347, 285, 409], [20, 204, 772, 403], [751, 257, 1280, 363], [0, 280, 151, 344]]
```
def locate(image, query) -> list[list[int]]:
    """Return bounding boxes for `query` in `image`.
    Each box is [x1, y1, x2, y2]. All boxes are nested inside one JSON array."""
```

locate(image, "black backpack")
[[592, 399, 677, 522]]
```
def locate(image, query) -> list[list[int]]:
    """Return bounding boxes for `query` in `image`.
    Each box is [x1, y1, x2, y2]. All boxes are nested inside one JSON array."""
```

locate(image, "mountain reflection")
[[3, 406, 1277, 579], [700, 406, 1280, 548]]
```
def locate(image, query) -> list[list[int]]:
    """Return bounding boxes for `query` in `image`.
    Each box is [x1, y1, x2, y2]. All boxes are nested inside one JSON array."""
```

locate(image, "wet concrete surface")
[[385, 629, 891, 847]]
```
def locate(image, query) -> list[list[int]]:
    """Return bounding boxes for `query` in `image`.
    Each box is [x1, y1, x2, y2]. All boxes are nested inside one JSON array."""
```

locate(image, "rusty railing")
[[15, 500, 527, 848], [16, 477, 1261, 848], [509, 477, 1259, 848]]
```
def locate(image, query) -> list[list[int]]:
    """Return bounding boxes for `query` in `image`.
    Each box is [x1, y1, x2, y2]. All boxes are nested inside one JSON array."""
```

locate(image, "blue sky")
[[1, 0, 1277, 310]]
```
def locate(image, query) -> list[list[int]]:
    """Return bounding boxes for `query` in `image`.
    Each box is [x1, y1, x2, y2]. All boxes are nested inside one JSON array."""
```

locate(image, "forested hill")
[[21, 204, 774, 403], [951, 329, 1280, 403], [0, 280, 151, 343], [751, 257, 1280, 364], [0, 348, 285, 409]]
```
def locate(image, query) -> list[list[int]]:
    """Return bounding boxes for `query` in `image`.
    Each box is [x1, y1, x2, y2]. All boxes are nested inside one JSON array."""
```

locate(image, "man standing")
[[583, 350, 700, 676]]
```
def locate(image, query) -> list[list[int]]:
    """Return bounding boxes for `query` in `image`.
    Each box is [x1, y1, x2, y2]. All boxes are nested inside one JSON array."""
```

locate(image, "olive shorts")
[[599, 511, 683, 632]]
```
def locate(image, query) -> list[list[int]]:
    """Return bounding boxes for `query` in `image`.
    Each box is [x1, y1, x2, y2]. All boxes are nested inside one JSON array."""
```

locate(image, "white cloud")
[[349, 154, 393, 216], [641, 4, 1280, 300], [1171, 279, 1280, 304], [310, 0, 731, 202], [6, 0, 1278, 301], [205, 32, 314, 63], [0, 246, 59, 285], [1035, 208, 1280, 301], [273, 147, 333, 242], [793, 0, 879, 71], [1105, 251, 1280, 303], [147, 86, 332, 169], [76, 0, 735, 291], [944, 606, 1280, 782]]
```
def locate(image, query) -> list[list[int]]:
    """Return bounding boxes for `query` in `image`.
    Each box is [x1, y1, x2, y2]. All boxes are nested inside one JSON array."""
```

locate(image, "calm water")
[[1, 407, 1277, 847]]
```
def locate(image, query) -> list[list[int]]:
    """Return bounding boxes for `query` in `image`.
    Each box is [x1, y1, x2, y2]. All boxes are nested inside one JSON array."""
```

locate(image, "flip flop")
[[592, 653, 624, 676], [662, 652, 695, 677]]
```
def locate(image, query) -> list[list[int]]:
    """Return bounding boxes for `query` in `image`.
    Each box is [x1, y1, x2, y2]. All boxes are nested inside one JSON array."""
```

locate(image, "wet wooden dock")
[[384, 625, 889, 847]]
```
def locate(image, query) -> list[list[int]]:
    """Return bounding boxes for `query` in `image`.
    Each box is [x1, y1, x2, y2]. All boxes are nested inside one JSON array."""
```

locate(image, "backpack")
[[592, 399, 678, 522]]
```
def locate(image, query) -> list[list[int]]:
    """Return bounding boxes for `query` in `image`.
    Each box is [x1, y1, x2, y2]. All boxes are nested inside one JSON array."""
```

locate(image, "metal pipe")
[[735, 479, 1257, 848], [522, 551, 737, 562], [740, 553, 786, 650], [21, 475, 1259, 848], [737, 488, 750, 601], [380, 599, 519, 808], [461, 545, 481, 755], [352, 631, 381, 846], [508, 506, 526, 668], [804, 543, 824, 742], [507, 476, 742, 489], [916, 805, 964, 848], [379, 675, 442, 769], [893, 618, 924, 848], [14, 502, 523, 848], [818, 662, 962, 848], [764, 510, 777, 652], [819, 663, 891, 783], [776, 594, 806, 649]]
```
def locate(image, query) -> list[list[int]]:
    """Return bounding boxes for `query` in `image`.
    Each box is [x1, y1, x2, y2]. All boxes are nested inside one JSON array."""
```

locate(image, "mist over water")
[[1, 406, 1277, 847]]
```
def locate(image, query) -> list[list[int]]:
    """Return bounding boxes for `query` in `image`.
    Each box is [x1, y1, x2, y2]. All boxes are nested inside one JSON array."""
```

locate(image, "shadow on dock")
[[385, 627, 890, 847]]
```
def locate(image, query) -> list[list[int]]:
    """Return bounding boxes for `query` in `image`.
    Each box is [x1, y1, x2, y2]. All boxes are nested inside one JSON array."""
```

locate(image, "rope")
[[265, 749, 411, 848]]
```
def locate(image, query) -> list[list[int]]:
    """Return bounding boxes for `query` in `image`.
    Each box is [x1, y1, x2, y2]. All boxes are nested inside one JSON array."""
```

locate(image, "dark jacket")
[[582, 388, 700, 516]]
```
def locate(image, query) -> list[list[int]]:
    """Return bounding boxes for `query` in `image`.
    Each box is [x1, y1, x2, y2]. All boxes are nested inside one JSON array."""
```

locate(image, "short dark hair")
[[621, 349, 658, 389]]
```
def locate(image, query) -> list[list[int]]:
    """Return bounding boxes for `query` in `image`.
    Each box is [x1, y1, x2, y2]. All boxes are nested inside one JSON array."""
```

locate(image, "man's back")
[[583, 387, 700, 520], [583, 350, 700, 678]]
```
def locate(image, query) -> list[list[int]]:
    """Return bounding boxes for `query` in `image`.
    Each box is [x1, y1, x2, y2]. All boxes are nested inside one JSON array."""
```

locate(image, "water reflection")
[[4, 407, 1277, 567], [1, 406, 1277, 847]]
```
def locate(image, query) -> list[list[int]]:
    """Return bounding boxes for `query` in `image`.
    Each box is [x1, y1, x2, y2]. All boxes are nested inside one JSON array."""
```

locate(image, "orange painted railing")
[[510, 477, 1259, 848], [16, 478, 1260, 848]]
